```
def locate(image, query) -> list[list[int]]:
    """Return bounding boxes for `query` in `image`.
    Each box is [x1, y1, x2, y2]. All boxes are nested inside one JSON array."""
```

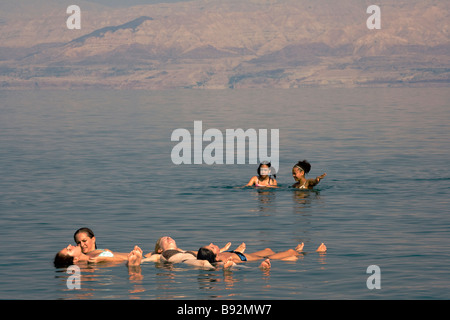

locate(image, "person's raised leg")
[[250, 247, 275, 257]]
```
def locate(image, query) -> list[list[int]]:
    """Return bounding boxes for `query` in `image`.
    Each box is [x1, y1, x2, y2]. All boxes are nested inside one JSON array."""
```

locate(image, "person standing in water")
[[246, 161, 278, 187], [292, 160, 326, 189]]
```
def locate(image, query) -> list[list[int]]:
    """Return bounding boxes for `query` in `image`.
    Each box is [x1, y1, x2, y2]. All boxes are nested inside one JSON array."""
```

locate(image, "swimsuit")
[[294, 180, 308, 189], [97, 249, 114, 257], [297, 182, 307, 189], [255, 178, 274, 187], [226, 250, 247, 261], [162, 249, 196, 261]]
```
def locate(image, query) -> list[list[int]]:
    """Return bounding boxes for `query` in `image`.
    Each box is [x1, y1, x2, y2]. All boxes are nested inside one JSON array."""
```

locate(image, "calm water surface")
[[0, 88, 449, 299]]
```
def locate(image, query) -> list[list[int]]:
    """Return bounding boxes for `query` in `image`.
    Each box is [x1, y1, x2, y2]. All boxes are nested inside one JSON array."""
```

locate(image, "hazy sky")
[[85, 0, 191, 7], [0, 0, 195, 16]]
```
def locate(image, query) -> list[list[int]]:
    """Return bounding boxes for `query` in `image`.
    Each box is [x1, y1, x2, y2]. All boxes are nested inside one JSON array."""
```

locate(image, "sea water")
[[0, 87, 448, 299]]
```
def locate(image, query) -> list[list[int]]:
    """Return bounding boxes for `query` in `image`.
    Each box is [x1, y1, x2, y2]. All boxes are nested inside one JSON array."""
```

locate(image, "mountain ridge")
[[0, 0, 448, 89], [70, 16, 154, 45]]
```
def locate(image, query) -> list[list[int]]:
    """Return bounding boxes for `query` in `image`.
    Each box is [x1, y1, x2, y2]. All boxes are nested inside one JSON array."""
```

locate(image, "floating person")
[[73, 227, 143, 261], [143, 237, 267, 270], [144, 236, 233, 264], [197, 242, 326, 266], [245, 161, 278, 187], [53, 244, 156, 268], [292, 160, 326, 189], [144, 236, 197, 263]]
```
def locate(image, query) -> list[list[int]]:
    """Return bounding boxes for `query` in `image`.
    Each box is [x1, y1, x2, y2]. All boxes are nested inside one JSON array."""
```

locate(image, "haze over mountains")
[[0, 0, 449, 89]]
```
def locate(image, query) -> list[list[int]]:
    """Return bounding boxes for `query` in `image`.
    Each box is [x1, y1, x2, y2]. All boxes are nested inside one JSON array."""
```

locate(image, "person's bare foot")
[[295, 243, 304, 253], [259, 259, 271, 270], [127, 246, 142, 266], [234, 242, 246, 253], [316, 243, 327, 252]]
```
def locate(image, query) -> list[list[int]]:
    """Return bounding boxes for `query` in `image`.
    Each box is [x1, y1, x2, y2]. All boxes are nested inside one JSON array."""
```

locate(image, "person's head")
[[74, 227, 97, 254], [197, 243, 220, 264], [54, 244, 83, 268], [257, 161, 276, 179], [292, 160, 311, 180], [154, 236, 177, 253]]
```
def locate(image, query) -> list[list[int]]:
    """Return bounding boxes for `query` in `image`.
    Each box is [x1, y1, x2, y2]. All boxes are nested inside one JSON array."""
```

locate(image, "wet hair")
[[197, 247, 216, 264], [293, 160, 311, 174], [257, 161, 277, 179], [73, 227, 97, 249], [53, 252, 74, 268], [154, 237, 164, 253]]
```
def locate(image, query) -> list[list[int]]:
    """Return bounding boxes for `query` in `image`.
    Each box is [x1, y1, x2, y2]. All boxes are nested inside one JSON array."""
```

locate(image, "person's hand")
[[220, 242, 231, 252], [316, 173, 327, 182], [88, 256, 99, 263], [223, 257, 236, 270]]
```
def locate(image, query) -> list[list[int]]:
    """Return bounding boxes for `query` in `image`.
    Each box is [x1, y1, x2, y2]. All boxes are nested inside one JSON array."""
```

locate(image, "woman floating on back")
[[292, 160, 326, 189]]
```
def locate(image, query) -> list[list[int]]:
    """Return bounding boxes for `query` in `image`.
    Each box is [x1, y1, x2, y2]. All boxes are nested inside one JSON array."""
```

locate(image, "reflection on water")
[[128, 266, 144, 282], [253, 188, 277, 214], [198, 272, 239, 294], [292, 189, 320, 211], [121, 264, 147, 298], [250, 186, 321, 214], [54, 263, 117, 299], [316, 252, 328, 267]]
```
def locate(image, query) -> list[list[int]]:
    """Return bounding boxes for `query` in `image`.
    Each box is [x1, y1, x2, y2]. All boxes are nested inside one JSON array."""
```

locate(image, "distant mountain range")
[[0, 0, 449, 89]]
